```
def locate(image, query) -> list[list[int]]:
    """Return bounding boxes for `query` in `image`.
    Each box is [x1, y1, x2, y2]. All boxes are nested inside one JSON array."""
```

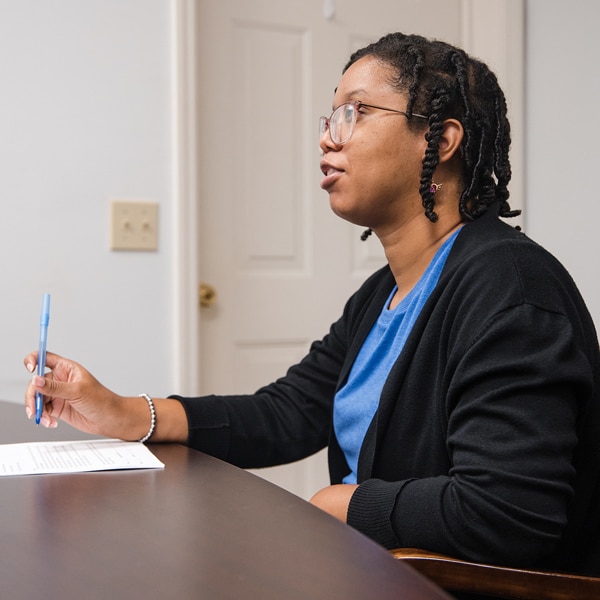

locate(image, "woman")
[[24, 33, 600, 575]]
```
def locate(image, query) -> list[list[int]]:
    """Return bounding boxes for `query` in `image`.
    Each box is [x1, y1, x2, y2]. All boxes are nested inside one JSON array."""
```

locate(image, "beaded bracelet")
[[138, 393, 156, 443]]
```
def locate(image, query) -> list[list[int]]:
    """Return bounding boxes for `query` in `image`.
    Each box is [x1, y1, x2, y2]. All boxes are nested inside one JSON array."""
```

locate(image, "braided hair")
[[345, 32, 520, 223]]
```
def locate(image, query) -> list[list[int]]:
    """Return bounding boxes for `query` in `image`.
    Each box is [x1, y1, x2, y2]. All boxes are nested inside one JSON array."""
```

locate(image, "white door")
[[191, 0, 524, 499]]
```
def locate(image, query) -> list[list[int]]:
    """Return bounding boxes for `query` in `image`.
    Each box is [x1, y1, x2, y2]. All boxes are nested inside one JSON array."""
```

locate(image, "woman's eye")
[[342, 106, 355, 121]]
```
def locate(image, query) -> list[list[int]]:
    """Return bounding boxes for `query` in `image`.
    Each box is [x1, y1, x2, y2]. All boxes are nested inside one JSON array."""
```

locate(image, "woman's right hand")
[[24, 351, 146, 440]]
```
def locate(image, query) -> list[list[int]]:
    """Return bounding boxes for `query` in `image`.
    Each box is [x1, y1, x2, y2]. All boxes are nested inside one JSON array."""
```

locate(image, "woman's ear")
[[437, 118, 464, 163]]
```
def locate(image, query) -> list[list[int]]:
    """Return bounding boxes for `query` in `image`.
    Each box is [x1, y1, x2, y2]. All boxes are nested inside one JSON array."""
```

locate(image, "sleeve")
[[347, 303, 592, 567], [171, 303, 351, 468]]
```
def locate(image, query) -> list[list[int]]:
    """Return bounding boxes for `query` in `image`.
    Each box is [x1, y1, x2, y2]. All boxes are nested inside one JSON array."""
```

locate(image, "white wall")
[[0, 0, 176, 402], [525, 0, 600, 328]]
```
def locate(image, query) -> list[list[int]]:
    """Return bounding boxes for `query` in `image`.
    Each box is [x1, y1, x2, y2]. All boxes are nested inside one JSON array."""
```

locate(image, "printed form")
[[0, 438, 164, 476]]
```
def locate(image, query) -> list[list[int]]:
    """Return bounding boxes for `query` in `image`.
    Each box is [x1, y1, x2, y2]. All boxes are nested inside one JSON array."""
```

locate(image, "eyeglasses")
[[319, 101, 428, 146]]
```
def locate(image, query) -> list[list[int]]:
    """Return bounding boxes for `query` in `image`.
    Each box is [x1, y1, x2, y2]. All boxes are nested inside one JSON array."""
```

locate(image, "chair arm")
[[390, 548, 600, 600]]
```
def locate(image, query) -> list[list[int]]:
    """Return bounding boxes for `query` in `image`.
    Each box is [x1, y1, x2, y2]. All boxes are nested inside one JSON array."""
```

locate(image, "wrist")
[[109, 395, 156, 442], [137, 394, 156, 442], [122, 396, 188, 443]]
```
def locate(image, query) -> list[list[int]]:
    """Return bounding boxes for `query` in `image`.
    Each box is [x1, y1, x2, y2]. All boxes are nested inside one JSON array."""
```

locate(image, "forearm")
[[173, 334, 345, 463]]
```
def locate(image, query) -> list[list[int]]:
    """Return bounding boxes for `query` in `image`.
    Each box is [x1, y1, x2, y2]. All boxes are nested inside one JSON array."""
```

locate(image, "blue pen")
[[35, 293, 51, 425]]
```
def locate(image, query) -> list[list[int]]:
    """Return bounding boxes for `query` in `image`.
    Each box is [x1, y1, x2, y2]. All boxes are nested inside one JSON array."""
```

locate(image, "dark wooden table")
[[0, 401, 450, 599]]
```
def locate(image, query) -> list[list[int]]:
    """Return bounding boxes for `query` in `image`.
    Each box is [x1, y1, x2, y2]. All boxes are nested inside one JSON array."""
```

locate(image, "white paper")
[[0, 438, 165, 476]]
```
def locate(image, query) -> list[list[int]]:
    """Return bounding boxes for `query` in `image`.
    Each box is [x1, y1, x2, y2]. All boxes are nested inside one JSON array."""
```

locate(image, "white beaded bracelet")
[[138, 393, 156, 443]]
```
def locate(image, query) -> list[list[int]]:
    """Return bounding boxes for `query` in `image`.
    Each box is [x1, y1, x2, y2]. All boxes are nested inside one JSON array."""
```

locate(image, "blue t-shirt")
[[333, 229, 461, 484]]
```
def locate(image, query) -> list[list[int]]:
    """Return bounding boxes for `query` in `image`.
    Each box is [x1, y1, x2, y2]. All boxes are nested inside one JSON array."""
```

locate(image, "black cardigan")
[[175, 207, 600, 575]]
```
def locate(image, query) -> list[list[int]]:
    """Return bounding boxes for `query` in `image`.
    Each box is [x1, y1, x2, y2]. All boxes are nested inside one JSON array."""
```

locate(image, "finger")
[[24, 351, 39, 374], [42, 351, 64, 369], [24, 378, 55, 426], [24, 352, 72, 425], [24, 375, 38, 419], [40, 414, 58, 429], [28, 376, 63, 427], [39, 399, 58, 429], [24, 350, 64, 374]]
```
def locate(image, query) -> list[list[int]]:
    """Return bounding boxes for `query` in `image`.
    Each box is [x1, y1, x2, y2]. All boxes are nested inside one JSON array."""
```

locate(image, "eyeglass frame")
[[319, 100, 429, 146]]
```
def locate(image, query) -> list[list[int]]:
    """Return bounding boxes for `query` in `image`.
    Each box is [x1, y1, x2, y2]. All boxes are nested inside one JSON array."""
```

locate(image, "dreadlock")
[[344, 32, 520, 223]]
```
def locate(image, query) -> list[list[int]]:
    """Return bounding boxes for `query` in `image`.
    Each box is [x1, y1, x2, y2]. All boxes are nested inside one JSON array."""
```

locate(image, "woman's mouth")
[[320, 162, 344, 190]]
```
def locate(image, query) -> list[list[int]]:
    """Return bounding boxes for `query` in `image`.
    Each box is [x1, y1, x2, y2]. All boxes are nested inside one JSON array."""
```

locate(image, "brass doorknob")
[[199, 282, 218, 308]]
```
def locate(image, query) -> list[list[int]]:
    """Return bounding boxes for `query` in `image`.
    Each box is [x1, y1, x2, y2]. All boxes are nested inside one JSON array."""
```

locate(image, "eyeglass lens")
[[320, 103, 357, 145]]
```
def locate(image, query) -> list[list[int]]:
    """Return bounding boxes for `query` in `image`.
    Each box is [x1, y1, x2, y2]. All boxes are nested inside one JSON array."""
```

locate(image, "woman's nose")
[[319, 125, 338, 155]]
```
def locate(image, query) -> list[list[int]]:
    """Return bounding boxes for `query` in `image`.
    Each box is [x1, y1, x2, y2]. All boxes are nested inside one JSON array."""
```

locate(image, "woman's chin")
[[328, 203, 365, 228]]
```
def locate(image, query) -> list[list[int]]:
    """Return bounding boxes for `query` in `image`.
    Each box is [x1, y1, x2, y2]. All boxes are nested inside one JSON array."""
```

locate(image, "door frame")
[[170, 0, 525, 393], [172, 0, 201, 395]]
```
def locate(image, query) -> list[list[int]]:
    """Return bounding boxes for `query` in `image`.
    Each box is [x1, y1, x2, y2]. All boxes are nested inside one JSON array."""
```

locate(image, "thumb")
[[32, 374, 76, 400]]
